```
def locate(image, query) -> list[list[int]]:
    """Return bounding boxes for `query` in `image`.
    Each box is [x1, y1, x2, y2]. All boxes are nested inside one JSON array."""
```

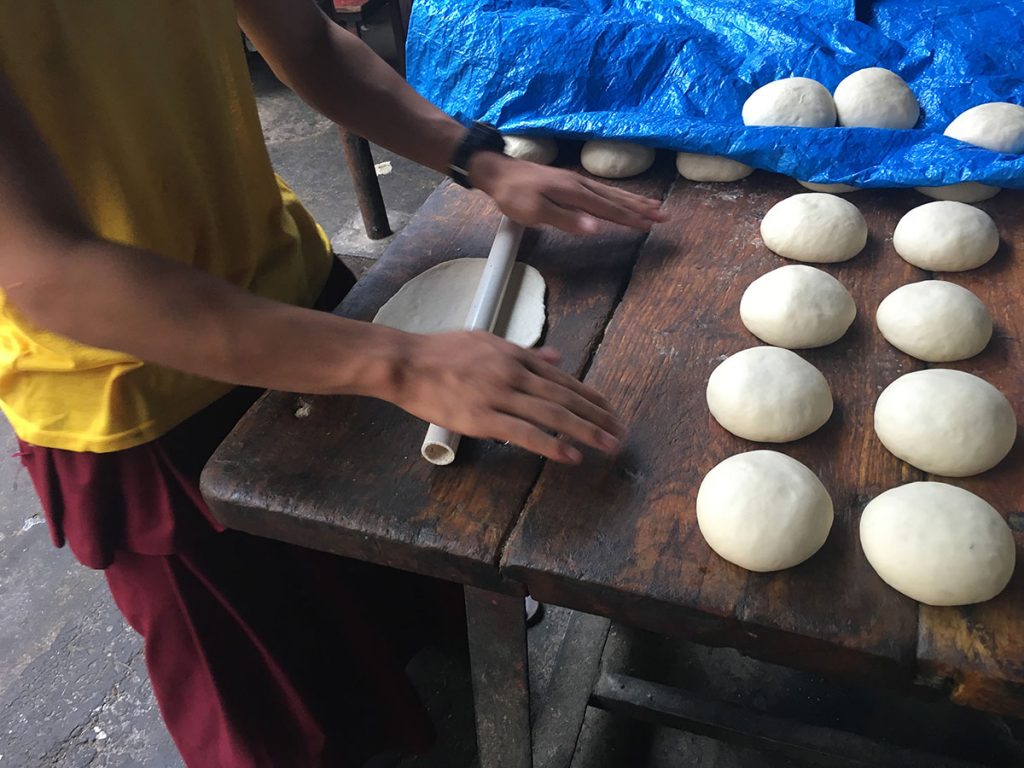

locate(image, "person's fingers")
[[500, 388, 621, 454], [579, 178, 668, 221], [548, 184, 657, 231], [485, 413, 582, 464], [518, 372, 621, 441], [521, 351, 617, 419], [532, 196, 601, 234], [535, 346, 562, 366]]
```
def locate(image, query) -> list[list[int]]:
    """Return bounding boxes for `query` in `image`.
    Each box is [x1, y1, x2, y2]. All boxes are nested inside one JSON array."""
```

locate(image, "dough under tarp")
[[372, 257, 546, 347]]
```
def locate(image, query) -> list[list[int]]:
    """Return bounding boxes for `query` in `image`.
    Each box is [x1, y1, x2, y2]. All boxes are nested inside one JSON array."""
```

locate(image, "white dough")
[[740, 265, 856, 349], [860, 482, 1015, 606], [833, 67, 919, 129], [675, 152, 753, 182], [797, 180, 857, 194], [913, 102, 1024, 202], [706, 346, 833, 442], [876, 281, 992, 362], [697, 451, 834, 572], [915, 183, 1000, 203], [580, 140, 655, 178], [944, 101, 1024, 154], [874, 369, 1016, 476], [503, 136, 558, 165], [892, 201, 999, 272], [742, 77, 836, 127], [760, 193, 867, 263], [373, 258, 546, 347]]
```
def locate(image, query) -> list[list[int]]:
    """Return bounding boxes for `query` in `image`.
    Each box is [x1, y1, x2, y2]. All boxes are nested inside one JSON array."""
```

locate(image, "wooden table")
[[201, 167, 1024, 767]]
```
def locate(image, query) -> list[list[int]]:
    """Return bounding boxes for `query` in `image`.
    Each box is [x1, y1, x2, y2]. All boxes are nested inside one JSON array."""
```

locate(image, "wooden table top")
[[201, 171, 674, 595], [201, 164, 1024, 718], [501, 172, 1024, 718]]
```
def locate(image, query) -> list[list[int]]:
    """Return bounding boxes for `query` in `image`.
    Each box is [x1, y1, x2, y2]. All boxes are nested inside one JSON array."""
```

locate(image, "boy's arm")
[[233, 0, 666, 234], [0, 75, 620, 463]]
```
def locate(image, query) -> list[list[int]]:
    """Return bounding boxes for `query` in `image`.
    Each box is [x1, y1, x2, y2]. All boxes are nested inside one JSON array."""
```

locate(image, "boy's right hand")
[[390, 330, 622, 464]]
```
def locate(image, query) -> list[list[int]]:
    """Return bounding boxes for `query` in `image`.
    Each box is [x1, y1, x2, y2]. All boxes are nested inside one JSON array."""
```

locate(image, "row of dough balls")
[[711, 192, 1015, 472], [760, 192, 1001, 271], [697, 452, 1016, 607], [743, 70, 1024, 203], [698, 188, 1017, 605], [506, 70, 1024, 198]]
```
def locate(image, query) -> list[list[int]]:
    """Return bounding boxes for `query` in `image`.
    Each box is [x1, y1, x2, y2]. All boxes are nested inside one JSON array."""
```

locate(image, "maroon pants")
[[17, 262, 466, 767]]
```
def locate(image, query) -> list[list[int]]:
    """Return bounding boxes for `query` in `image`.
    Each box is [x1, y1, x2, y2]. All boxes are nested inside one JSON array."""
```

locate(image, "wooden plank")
[[201, 173, 673, 593], [502, 174, 928, 685], [915, 189, 1024, 717]]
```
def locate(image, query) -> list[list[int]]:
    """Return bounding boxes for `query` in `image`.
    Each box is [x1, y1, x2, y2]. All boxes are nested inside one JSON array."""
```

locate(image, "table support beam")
[[590, 671, 990, 768], [465, 586, 532, 768], [339, 128, 391, 240]]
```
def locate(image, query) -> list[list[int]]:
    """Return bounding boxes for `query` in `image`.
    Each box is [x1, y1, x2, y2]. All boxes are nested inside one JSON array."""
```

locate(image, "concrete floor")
[[3, 23, 1024, 768]]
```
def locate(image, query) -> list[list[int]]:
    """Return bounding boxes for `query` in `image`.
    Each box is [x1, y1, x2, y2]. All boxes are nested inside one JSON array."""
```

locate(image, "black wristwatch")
[[447, 121, 505, 189]]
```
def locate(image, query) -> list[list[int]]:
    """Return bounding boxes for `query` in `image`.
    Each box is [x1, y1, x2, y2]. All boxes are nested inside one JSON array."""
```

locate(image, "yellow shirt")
[[0, 1, 332, 452]]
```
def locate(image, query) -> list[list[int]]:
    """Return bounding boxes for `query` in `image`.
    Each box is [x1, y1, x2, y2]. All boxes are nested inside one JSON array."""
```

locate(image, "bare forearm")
[[237, 3, 463, 172], [5, 231, 407, 397]]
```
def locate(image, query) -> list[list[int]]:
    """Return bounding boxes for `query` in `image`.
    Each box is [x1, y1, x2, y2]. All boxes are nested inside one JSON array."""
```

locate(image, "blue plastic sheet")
[[406, 0, 1024, 188]]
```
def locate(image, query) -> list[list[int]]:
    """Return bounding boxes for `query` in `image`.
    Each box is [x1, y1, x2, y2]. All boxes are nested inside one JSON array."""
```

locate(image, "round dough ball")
[[874, 369, 1016, 476], [944, 102, 1024, 154], [697, 451, 834, 572], [503, 135, 558, 165], [833, 67, 919, 129], [892, 201, 999, 272], [706, 346, 833, 442], [581, 140, 655, 179], [876, 281, 992, 362], [740, 265, 856, 349], [860, 482, 1015, 606], [797, 180, 857, 194], [915, 183, 1000, 203], [676, 152, 753, 182], [760, 193, 867, 263], [742, 77, 836, 127]]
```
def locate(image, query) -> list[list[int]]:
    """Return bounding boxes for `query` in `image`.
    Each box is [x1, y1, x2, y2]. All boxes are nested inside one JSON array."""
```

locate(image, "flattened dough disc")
[[373, 257, 546, 347]]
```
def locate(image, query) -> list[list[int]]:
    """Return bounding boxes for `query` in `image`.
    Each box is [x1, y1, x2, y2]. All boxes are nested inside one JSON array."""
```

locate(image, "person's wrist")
[[347, 325, 415, 403], [466, 150, 512, 196]]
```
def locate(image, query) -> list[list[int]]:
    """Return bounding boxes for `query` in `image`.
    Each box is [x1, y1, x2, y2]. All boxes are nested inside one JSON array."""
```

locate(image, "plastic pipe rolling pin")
[[421, 216, 526, 465]]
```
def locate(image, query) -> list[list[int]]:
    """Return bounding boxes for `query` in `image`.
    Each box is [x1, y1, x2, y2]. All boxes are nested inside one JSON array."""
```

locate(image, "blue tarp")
[[406, 0, 1024, 188]]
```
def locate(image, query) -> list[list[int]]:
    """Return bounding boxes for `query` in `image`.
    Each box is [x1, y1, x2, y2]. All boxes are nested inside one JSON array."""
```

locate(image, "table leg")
[[338, 128, 392, 240], [464, 586, 532, 768]]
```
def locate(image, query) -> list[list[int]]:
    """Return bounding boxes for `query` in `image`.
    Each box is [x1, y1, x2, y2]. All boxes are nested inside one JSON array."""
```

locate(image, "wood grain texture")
[[201, 174, 672, 593], [914, 189, 1024, 717], [503, 175, 931, 686]]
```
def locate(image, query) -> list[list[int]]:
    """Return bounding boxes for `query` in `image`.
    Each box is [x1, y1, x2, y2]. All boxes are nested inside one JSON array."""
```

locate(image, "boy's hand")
[[390, 330, 622, 464], [467, 151, 667, 235]]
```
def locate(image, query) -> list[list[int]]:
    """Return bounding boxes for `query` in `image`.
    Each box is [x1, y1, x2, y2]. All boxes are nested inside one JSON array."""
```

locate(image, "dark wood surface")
[[202, 159, 1024, 717], [201, 174, 673, 594], [502, 175, 1024, 707]]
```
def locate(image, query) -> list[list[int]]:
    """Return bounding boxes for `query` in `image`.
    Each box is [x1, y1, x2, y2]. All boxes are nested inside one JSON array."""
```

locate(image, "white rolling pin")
[[421, 216, 526, 465]]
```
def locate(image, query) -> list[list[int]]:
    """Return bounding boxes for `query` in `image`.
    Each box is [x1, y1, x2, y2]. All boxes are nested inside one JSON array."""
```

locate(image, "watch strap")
[[448, 121, 505, 189]]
